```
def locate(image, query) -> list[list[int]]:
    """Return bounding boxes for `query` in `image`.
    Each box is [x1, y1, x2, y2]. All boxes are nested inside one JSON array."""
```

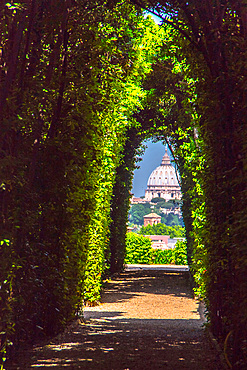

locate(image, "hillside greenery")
[[129, 203, 151, 225], [129, 201, 183, 226], [139, 223, 185, 238]]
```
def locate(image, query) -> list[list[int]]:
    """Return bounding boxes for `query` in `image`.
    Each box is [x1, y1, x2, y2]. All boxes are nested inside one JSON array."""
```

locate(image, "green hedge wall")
[[125, 233, 187, 265], [0, 2, 163, 365]]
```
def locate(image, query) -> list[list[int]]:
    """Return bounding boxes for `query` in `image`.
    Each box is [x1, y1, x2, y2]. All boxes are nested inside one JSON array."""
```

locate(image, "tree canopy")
[[139, 223, 185, 238]]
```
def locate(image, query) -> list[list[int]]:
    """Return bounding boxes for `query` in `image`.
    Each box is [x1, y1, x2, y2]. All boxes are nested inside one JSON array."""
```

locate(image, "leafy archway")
[[1, 1, 247, 368], [111, 1, 247, 367]]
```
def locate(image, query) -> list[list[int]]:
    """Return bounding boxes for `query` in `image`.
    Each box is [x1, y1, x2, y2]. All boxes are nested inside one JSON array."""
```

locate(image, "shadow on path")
[[6, 267, 224, 369]]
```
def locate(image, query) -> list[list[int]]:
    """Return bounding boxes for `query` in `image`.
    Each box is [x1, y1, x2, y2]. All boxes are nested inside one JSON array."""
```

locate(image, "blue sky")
[[131, 140, 167, 197], [144, 11, 163, 25]]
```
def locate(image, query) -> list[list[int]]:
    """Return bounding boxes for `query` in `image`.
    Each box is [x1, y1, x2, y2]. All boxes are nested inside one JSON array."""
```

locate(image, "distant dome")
[[147, 150, 179, 187], [145, 148, 181, 202]]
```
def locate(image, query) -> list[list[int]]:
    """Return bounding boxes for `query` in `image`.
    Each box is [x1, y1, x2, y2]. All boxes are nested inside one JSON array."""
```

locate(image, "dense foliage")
[[109, 129, 146, 273], [139, 223, 185, 238], [0, 1, 163, 366], [125, 233, 187, 265], [125, 232, 153, 264], [162, 212, 183, 226], [129, 203, 151, 225], [152, 240, 187, 265]]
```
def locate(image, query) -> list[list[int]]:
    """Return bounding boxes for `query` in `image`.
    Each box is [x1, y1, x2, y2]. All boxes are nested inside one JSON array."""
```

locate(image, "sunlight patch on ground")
[[46, 342, 81, 351], [31, 358, 93, 367], [31, 360, 71, 367], [125, 264, 189, 271], [88, 329, 124, 335], [31, 365, 59, 367], [31, 358, 93, 368], [101, 347, 115, 352]]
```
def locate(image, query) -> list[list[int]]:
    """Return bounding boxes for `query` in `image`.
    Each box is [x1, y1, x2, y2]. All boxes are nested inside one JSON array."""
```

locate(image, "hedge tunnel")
[[1, 1, 247, 368]]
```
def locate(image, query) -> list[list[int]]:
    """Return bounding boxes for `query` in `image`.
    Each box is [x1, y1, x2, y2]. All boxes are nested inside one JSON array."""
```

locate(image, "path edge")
[[198, 301, 230, 370]]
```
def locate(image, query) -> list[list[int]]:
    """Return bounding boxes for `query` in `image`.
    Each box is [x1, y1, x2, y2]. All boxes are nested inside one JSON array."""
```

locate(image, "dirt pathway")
[[7, 266, 224, 369]]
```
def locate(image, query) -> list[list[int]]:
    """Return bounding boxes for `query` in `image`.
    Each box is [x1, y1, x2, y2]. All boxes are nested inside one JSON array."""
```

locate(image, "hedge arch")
[[1, 1, 247, 368], [111, 2, 247, 368]]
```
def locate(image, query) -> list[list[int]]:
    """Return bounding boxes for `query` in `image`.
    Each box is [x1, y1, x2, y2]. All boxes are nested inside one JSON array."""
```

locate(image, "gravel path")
[[7, 266, 224, 369]]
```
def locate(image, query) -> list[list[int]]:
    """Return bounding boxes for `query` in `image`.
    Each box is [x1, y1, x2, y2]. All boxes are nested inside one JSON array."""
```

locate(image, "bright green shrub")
[[139, 223, 185, 238], [125, 234, 187, 265], [125, 232, 153, 264], [172, 240, 188, 265], [151, 249, 174, 264], [152, 241, 187, 265]]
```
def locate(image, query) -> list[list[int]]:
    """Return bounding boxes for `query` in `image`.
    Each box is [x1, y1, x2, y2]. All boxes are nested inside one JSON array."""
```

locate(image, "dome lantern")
[[161, 148, 171, 166]]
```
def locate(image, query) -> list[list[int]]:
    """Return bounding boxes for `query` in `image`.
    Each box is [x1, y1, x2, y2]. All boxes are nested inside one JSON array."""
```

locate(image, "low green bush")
[[139, 223, 185, 238], [125, 232, 153, 264], [125, 233, 187, 265], [151, 241, 187, 265], [151, 249, 174, 264]]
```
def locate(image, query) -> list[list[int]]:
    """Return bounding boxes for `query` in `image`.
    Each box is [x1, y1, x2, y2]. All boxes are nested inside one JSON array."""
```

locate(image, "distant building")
[[160, 206, 182, 217], [127, 225, 139, 233], [145, 235, 185, 250], [145, 235, 169, 249], [144, 148, 182, 202], [167, 237, 186, 249], [143, 212, 161, 227], [130, 196, 148, 204]]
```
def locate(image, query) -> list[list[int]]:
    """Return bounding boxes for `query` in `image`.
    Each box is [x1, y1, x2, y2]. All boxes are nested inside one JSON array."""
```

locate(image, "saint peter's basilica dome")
[[144, 149, 181, 202]]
